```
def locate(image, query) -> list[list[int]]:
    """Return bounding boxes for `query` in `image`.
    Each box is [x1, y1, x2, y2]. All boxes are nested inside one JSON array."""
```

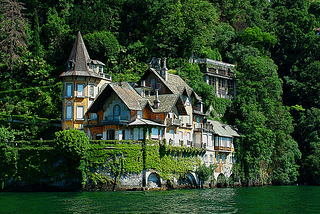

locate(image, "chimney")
[[163, 57, 167, 69], [157, 58, 161, 70], [154, 89, 160, 109], [161, 57, 168, 81]]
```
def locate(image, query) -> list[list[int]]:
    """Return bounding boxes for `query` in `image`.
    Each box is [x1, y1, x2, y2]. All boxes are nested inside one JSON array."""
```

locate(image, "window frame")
[[113, 105, 121, 120], [77, 83, 85, 97], [66, 83, 73, 97], [66, 105, 72, 120], [76, 105, 84, 120]]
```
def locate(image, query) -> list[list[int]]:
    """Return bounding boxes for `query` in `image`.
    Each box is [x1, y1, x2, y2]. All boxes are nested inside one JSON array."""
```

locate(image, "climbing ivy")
[[0, 133, 204, 190]]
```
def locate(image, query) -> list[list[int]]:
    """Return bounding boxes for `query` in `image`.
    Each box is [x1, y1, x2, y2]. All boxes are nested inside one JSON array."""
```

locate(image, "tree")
[[228, 44, 300, 185], [0, 0, 27, 79], [83, 31, 120, 68], [286, 61, 320, 109], [295, 108, 320, 185], [196, 164, 215, 188]]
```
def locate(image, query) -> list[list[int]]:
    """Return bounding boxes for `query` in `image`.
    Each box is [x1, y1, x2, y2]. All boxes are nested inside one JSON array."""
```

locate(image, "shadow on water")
[[0, 186, 320, 213]]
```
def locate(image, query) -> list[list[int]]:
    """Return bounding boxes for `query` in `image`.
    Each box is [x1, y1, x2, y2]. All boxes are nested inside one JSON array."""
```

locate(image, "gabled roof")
[[87, 81, 188, 116], [139, 68, 202, 101], [207, 120, 234, 137], [145, 94, 188, 115], [140, 68, 177, 94], [60, 31, 103, 78], [87, 82, 143, 113], [224, 125, 241, 137]]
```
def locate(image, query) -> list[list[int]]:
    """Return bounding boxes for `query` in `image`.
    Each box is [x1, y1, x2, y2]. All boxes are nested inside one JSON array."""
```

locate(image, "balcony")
[[214, 146, 232, 152], [194, 123, 203, 132], [99, 73, 112, 81], [166, 118, 182, 126], [102, 115, 129, 125]]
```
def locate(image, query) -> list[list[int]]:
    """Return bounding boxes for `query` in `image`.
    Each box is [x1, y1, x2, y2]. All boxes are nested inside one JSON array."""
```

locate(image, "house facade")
[[83, 57, 240, 180], [59, 32, 112, 131], [190, 57, 236, 99], [85, 57, 202, 145]]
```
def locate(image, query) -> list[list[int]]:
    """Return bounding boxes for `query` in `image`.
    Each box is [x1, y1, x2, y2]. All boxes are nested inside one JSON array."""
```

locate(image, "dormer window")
[[88, 63, 93, 70], [67, 61, 74, 69]]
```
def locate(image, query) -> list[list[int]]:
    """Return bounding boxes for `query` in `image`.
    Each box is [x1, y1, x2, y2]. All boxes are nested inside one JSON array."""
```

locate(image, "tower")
[[60, 31, 112, 131]]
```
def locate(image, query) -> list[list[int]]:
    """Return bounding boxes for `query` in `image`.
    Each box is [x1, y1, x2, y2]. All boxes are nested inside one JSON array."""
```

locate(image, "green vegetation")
[[196, 164, 216, 188], [0, 129, 202, 190], [1, 0, 320, 185]]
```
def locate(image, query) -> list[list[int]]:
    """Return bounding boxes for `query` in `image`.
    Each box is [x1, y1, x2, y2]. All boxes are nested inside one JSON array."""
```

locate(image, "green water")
[[0, 186, 319, 213]]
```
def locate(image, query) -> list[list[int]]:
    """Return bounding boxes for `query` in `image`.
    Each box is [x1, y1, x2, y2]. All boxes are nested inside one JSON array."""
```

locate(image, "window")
[[90, 113, 97, 120], [210, 154, 213, 163], [152, 128, 158, 136], [113, 105, 120, 120], [66, 83, 73, 97], [107, 129, 115, 140], [99, 66, 102, 73], [215, 136, 218, 146], [151, 79, 155, 89], [216, 154, 220, 164], [77, 84, 84, 97], [222, 154, 225, 164], [76, 106, 84, 119], [208, 76, 215, 86], [219, 78, 226, 88], [90, 85, 94, 97], [67, 61, 74, 69], [180, 131, 183, 140], [187, 115, 191, 124], [66, 105, 72, 119]]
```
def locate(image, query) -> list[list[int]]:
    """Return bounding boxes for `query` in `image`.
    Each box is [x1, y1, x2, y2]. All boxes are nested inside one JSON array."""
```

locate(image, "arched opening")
[[228, 173, 235, 187], [217, 173, 227, 188], [147, 173, 161, 188], [186, 172, 197, 187]]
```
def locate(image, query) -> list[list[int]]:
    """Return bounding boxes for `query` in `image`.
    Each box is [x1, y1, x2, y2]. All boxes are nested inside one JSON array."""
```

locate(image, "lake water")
[[0, 186, 319, 213]]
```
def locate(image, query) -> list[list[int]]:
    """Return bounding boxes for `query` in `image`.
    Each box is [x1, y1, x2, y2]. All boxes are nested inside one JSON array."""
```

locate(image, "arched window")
[[113, 105, 120, 120]]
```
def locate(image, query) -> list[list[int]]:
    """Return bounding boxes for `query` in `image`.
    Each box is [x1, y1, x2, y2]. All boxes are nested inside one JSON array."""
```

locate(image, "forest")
[[0, 0, 320, 186]]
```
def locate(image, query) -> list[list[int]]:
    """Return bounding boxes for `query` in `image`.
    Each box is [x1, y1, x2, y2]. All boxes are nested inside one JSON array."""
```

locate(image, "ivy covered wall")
[[0, 137, 205, 191]]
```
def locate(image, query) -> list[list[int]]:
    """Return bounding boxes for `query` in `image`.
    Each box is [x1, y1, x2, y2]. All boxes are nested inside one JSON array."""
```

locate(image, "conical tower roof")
[[68, 31, 90, 72], [60, 31, 104, 78]]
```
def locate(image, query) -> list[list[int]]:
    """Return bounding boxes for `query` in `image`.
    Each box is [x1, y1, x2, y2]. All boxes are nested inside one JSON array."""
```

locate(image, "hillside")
[[1, 0, 320, 185]]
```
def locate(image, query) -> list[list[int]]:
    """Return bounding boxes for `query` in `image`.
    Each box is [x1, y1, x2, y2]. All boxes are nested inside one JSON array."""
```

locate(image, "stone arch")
[[147, 173, 161, 188], [217, 173, 227, 188], [186, 172, 197, 187], [228, 173, 235, 187]]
